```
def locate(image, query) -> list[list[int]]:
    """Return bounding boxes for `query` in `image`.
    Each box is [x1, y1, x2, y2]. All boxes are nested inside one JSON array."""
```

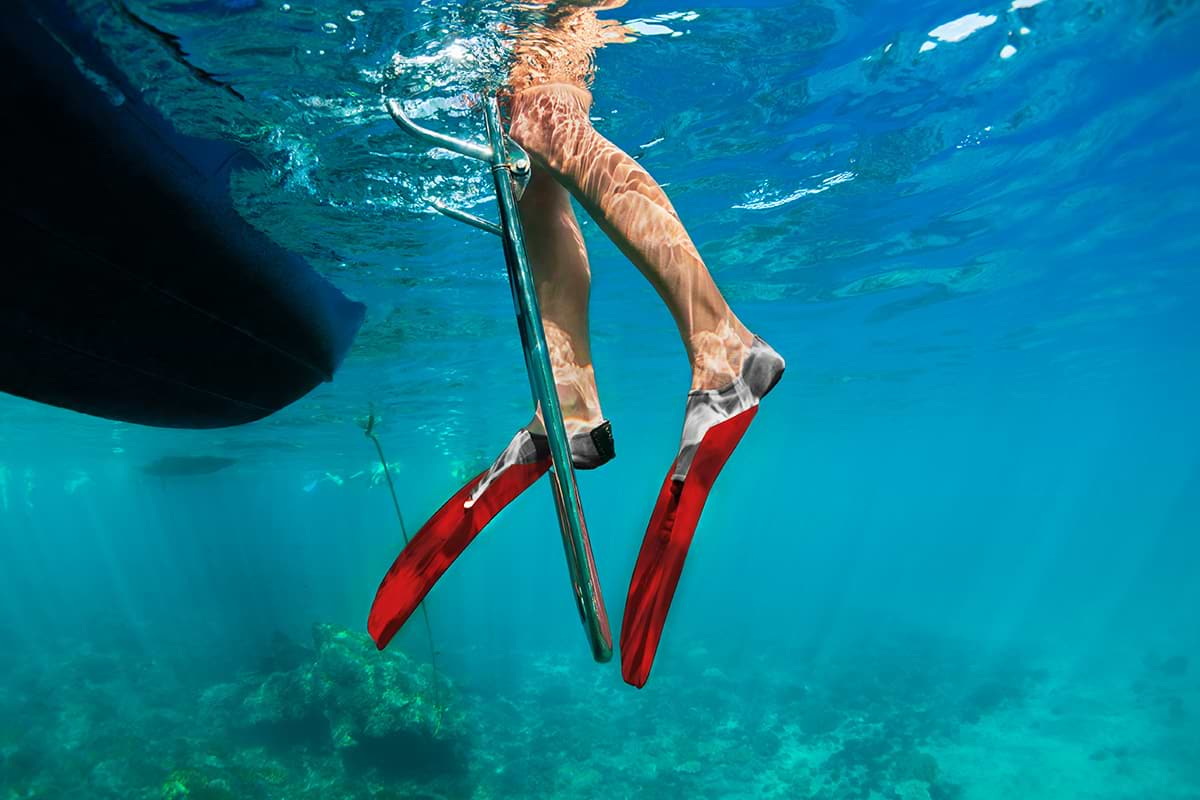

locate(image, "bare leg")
[[509, 83, 754, 391], [518, 163, 605, 435], [506, 84, 785, 691]]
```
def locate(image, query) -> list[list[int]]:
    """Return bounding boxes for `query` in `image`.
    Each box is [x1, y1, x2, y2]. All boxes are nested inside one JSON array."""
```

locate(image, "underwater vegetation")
[[1, 622, 1195, 799], [0, 623, 463, 800], [202, 624, 461, 780]]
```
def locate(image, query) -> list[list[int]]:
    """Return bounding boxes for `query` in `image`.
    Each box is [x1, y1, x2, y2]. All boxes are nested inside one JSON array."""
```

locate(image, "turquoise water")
[[2, 0, 1199, 797]]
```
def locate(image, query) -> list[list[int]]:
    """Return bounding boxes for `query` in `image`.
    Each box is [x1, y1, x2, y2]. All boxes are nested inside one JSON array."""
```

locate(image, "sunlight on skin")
[[524, 323, 604, 436], [509, 85, 755, 392], [692, 319, 755, 391], [504, 0, 636, 97], [517, 167, 606, 435], [499, 0, 756, 417]]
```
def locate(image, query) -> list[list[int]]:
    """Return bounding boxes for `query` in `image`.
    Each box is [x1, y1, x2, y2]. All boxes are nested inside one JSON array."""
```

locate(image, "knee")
[[508, 97, 549, 157], [507, 90, 593, 177]]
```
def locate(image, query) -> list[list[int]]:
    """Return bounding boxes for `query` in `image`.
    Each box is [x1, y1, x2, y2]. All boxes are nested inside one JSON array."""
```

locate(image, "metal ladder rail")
[[385, 95, 613, 663]]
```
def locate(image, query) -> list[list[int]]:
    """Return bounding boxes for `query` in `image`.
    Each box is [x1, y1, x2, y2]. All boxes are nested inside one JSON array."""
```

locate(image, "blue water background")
[[1, 0, 1198, 796]]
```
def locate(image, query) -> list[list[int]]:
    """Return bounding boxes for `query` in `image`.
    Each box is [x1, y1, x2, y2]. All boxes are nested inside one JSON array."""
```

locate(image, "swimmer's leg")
[[509, 85, 755, 392], [518, 165, 607, 436], [509, 85, 786, 687], [368, 165, 615, 651]]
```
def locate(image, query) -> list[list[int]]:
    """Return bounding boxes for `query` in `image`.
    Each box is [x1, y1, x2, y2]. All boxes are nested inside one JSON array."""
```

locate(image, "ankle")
[[525, 402, 605, 438], [688, 318, 755, 391]]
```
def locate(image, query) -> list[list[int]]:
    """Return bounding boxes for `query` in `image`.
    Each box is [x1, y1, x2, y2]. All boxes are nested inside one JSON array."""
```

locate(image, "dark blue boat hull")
[[1, 1, 365, 428]]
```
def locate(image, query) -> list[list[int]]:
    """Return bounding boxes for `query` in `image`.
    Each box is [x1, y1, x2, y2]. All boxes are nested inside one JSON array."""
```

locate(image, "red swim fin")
[[368, 456, 549, 649], [619, 406, 758, 688]]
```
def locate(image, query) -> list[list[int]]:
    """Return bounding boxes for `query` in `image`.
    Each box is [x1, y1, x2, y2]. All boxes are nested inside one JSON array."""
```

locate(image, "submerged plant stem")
[[365, 421, 443, 729]]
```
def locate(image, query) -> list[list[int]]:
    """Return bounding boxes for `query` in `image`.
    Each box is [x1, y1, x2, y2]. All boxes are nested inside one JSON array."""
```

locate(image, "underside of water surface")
[[1, 0, 1198, 797]]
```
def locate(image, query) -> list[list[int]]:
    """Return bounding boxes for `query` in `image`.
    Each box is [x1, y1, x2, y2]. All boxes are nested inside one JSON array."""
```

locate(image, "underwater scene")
[[1, 0, 1199, 797]]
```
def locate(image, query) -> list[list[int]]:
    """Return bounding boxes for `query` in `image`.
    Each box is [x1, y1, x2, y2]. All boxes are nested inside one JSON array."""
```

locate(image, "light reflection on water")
[[3, 0, 1198, 459]]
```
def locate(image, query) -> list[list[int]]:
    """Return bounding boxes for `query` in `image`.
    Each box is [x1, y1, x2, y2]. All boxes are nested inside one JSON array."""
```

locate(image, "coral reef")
[[0, 625, 463, 800], [214, 624, 465, 775], [1, 623, 1197, 799]]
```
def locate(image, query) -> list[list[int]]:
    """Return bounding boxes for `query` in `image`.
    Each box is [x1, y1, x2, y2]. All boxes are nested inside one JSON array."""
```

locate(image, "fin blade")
[[368, 459, 549, 649], [619, 407, 758, 688]]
